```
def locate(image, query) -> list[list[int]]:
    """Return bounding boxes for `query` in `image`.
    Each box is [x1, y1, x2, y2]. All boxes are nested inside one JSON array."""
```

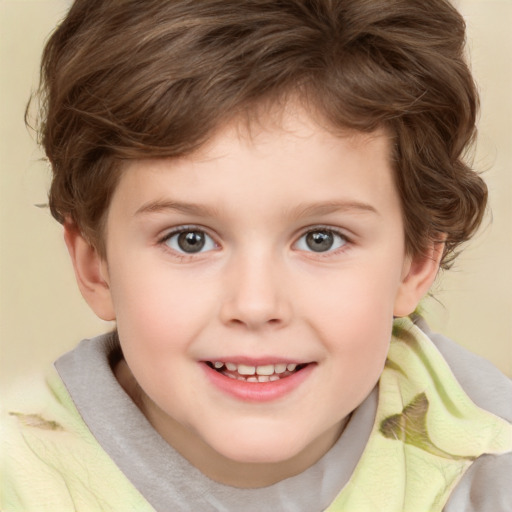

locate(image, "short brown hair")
[[35, 0, 487, 267]]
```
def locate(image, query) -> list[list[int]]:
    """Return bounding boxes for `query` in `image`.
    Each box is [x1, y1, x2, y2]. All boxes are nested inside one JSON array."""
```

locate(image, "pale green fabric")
[[1, 372, 154, 512], [2, 317, 511, 512], [328, 317, 512, 512]]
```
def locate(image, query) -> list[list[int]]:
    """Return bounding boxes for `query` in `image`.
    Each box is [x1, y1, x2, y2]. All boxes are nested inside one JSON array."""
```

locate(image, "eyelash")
[[157, 225, 352, 259]]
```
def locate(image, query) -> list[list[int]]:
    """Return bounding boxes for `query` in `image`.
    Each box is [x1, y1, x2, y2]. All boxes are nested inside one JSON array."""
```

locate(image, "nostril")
[[227, 317, 282, 328]]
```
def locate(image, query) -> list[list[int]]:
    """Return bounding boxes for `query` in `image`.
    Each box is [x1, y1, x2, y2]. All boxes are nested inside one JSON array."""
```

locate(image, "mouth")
[[204, 361, 310, 383]]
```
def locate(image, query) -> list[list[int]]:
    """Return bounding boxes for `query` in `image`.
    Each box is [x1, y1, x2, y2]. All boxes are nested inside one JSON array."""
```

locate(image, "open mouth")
[[205, 361, 309, 383]]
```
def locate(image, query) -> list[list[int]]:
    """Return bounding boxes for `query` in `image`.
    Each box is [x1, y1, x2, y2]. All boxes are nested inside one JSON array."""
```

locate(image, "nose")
[[219, 251, 292, 330]]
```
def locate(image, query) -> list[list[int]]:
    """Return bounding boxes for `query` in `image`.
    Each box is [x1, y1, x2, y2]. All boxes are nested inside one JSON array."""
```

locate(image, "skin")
[[65, 105, 441, 488]]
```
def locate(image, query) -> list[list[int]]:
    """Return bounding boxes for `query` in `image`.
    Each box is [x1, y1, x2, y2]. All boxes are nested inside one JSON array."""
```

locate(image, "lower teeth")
[[223, 372, 282, 383]]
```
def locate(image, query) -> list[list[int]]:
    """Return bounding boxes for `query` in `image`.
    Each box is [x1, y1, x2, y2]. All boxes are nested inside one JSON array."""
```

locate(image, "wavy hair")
[[35, 0, 487, 267]]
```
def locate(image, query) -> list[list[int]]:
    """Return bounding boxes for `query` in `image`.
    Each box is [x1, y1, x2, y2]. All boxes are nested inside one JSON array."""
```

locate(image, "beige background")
[[1, 0, 511, 391]]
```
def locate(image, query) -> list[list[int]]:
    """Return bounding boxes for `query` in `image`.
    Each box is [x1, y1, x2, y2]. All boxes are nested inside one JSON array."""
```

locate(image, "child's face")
[[93, 107, 424, 485]]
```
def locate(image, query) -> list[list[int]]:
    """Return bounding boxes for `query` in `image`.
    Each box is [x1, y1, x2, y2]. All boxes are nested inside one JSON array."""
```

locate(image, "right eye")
[[162, 229, 217, 254]]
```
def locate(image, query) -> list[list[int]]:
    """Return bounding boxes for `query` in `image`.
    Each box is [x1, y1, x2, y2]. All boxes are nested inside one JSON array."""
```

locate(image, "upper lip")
[[201, 357, 311, 366]]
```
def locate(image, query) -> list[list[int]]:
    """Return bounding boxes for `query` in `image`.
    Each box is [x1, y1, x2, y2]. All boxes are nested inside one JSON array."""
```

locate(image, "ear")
[[63, 221, 116, 321], [393, 241, 444, 317]]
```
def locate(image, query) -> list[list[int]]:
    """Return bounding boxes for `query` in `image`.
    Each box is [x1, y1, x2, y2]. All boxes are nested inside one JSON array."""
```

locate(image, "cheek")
[[109, 262, 215, 351], [319, 291, 392, 408], [302, 266, 397, 378], [109, 269, 209, 395], [304, 263, 400, 326]]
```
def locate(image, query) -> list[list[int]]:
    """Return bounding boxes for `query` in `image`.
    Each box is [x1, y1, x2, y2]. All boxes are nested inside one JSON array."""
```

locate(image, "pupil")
[[178, 231, 205, 253], [306, 231, 333, 252]]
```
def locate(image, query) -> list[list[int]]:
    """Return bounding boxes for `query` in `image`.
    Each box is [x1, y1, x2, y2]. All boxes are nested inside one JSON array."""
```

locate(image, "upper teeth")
[[214, 362, 297, 375]]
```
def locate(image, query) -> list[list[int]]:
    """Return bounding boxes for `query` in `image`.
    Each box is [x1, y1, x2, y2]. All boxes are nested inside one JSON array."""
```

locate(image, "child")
[[2, 0, 511, 510]]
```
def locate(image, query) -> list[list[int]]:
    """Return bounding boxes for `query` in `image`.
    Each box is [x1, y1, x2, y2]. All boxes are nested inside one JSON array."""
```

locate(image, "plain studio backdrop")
[[1, 0, 511, 391]]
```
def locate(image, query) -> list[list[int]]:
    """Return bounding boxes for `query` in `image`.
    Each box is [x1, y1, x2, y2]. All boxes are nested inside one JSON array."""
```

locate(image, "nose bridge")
[[220, 245, 290, 329]]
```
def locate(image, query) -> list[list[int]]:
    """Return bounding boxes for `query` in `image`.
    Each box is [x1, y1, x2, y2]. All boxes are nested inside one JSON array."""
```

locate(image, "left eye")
[[163, 229, 217, 254], [295, 229, 347, 253]]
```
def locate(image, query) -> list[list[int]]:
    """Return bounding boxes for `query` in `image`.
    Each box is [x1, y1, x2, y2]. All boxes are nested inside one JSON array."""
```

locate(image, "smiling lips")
[[203, 360, 314, 401], [206, 361, 308, 382]]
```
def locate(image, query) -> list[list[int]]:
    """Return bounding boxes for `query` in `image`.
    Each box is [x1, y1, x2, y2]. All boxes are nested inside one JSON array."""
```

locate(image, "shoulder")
[[444, 452, 512, 512], [413, 318, 512, 512]]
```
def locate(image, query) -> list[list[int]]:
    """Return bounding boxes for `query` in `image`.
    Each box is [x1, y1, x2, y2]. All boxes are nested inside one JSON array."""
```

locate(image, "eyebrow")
[[135, 198, 378, 219], [289, 200, 379, 218], [135, 199, 219, 217]]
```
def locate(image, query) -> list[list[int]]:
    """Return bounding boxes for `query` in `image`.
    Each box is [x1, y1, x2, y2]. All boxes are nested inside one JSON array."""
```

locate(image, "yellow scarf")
[[328, 317, 512, 511]]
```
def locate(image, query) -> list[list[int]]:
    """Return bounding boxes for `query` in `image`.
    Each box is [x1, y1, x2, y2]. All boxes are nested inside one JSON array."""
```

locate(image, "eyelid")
[[296, 225, 352, 241]]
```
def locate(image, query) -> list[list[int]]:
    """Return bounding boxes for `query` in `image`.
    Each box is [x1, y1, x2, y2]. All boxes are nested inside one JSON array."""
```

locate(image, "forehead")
[[109, 105, 398, 224]]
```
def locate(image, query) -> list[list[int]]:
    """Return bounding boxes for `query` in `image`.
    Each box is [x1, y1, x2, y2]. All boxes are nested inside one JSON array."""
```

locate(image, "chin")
[[208, 429, 311, 465]]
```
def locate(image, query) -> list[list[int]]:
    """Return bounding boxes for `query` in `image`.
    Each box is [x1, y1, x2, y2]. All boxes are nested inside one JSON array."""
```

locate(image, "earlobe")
[[393, 242, 444, 317], [63, 222, 116, 321]]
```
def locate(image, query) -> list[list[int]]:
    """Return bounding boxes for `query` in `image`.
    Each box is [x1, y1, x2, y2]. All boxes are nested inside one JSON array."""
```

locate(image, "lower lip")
[[201, 363, 315, 402]]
